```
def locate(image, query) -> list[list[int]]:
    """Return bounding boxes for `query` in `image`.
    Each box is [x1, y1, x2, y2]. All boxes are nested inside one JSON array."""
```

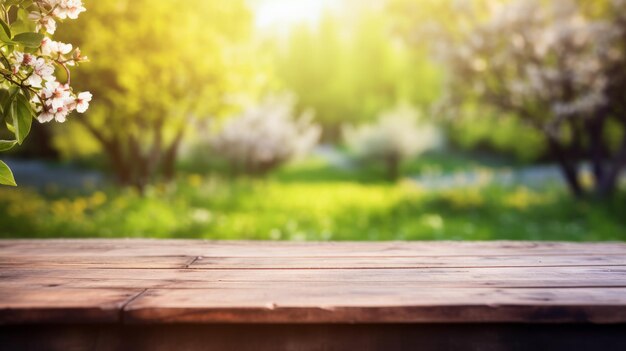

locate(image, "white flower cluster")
[[35, 81, 91, 123], [344, 104, 442, 161], [4, 0, 90, 123], [211, 94, 321, 174], [28, 0, 86, 35]]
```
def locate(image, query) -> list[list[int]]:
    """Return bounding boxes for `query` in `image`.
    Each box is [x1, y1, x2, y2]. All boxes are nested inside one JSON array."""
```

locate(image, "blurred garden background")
[[1, 0, 626, 241]]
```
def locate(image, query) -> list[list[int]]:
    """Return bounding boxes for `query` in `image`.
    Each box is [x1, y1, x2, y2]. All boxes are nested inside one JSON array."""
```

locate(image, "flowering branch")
[[0, 0, 91, 186]]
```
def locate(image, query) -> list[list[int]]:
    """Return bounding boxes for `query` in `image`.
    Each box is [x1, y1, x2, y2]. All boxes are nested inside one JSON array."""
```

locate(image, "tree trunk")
[[385, 154, 401, 182], [585, 111, 611, 196], [162, 128, 185, 183], [77, 119, 136, 188], [107, 143, 133, 187], [547, 136, 584, 198], [596, 136, 626, 198], [146, 119, 164, 183], [127, 134, 149, 193]]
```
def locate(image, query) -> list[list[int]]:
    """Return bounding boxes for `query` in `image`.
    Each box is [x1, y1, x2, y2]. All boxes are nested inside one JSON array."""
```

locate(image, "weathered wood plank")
[[1, 266, 625, 289], [3, 278, 626, 291], [187, 255, 626, 269], [2, 266, 625, 283], [124, 287, 626, 324], [3, 254, 625, 270], [2, 240, 625, 257], [0, 288, 143, 325], [0, 256, 193, 269]]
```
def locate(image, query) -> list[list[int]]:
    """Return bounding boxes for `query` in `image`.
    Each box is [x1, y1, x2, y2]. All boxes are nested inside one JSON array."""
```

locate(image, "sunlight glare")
[[252, 0, 337, 31]]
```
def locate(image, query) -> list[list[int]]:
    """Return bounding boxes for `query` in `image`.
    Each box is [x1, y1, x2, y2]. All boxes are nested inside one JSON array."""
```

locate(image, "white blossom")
[[41, 38, 73, 57], [36, 108, 55, 123], [52, 104, 70, 122], [28, 58, 55, 88], [12, 52, 33, 74], [67, 48, 88, 66], [75, 92, 92, 113], [42, 81, 72, 110], [28, 12, 57, 34], [52, 0, 86, 20]]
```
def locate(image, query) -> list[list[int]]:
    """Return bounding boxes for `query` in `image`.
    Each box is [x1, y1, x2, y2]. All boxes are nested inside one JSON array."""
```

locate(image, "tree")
[[387, 0, 561, 163], [55, 0, 253, 192], [0, 0, 90, 186], [441, 0, 626, 198], [210, 94, 320, 176], [344, 104, 441, 181]]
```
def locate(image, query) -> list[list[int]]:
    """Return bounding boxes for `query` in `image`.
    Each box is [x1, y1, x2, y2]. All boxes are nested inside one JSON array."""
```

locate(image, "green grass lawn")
[[1, 156, 625, 241]]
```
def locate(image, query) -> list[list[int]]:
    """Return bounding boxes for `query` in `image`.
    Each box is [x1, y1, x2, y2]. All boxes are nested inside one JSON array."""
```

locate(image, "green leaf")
[[10, 8, 36, 34], [0, 140, 17, 152], [0, 160, 16, 186], [10, 93, 33, 144], [23, 45, 38, 54], [2, 86, 19, 133], [0, 88, 9, 115], [12, 32, 44, 48], [0, 19, 13, 44], [2, 86, 18, 108], [5, 0, 27, 6]]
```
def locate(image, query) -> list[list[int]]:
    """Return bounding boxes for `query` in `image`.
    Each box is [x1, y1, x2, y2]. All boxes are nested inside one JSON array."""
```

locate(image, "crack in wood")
[[120, 289, 148, 324], [184, 256, 202, 269]]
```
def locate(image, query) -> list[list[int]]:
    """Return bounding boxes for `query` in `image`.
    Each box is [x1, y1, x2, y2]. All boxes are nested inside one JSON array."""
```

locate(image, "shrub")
[[343, 104, 442, 180], [211, 94, 321, 175]]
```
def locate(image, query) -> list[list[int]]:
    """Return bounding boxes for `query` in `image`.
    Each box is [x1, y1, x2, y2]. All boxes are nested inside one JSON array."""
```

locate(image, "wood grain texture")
[[0, 240, 625, 325]]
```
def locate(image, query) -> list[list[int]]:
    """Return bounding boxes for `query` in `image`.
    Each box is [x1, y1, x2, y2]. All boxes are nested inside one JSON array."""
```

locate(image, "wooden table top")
[[1, 239, 626, 325]]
